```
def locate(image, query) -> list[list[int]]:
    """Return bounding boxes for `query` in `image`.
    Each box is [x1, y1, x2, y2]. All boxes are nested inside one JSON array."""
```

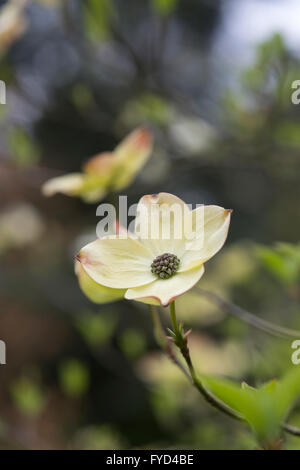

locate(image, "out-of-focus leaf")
[[59, 359, 90, 398], [11, 377, 45, 417], [274, 367, 300, 422], [118, 328, 146, 359], [242, 33, 285, 91], [76, 311, 117, 347], [73, 425, 126, 450], [84, 0, 115, 41], [256, 242, 300, 285], [151, 0, 178, 16], [70, 83, 93, 111], [119, 93, 172, 127], [8, 128, 40, 168], [275, 122, 300, 148]]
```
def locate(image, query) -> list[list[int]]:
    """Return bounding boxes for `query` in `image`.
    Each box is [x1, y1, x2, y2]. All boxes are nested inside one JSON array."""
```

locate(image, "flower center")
[[151, 253, 180, 279]]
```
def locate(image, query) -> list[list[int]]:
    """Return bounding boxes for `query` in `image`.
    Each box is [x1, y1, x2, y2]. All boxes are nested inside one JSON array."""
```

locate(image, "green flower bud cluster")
[[151, 253, 180, 279]]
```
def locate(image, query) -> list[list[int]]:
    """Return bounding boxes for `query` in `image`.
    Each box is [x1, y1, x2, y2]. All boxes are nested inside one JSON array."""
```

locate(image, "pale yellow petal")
[[80, 186, 107, 203], [83, 152, 116, 181], [125, 265, 205, 306], [42, 173, 85, 197], [180, 206, 232, 271], [75, 261, 125, 303], [111, 127, 153, 191], [42, 172, 109, 202], [77, 236, 154, 289], [114, 127, 152, 163], [0, 0, 27, 51], [134, 192, 189, 258]]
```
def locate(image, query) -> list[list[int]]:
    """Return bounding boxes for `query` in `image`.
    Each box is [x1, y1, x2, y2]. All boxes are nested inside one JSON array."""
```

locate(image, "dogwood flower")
[[0, 0, 28, 53], [42, 127, 153, 203], [76, 193, 232, 306]]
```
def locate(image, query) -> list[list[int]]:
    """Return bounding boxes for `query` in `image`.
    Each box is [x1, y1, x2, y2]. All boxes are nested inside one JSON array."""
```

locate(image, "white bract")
[[76, 193, 232, 306]]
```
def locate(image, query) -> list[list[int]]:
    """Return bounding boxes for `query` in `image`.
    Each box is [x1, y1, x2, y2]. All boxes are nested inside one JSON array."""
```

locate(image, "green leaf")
[[260, 379, 278, 393], [202, 371, 300, 447], [118, 328, 146, 359], [76, 312, 117, 347], [84, 0, 115, 41], [202, 375, 260, 427], [203, 377, 283, 447], [274, 367, 300, 422], [256, 242, 300, 285], [59, 359, 90, 398], [275, 122, 300, 148], [151, 0, 178, 16], [241, 381, 257, 392], [11, 377, 45, 417], [8, 128, 40, 168]]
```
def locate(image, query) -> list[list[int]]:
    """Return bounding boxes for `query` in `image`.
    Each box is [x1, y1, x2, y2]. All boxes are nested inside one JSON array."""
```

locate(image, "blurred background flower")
[[0, 0, 300, 450], [42, 127, 153, 202], [0, 0, 28, 54]]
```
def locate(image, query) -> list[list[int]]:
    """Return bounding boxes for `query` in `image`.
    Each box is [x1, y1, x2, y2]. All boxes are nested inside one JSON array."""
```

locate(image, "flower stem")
[[170, 301, 180, 337], [152, 302, 300, 439], [149, 305, 191, 380], [169, 301, 242, 420]]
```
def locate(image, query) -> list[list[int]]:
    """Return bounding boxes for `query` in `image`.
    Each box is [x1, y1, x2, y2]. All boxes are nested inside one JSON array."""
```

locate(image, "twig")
[[154, 302, 300, 438], [195, 287, 300, 339], [169, 301, 243, 420], [281, 423, 300, 437], [149, 305, 191, 381]]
